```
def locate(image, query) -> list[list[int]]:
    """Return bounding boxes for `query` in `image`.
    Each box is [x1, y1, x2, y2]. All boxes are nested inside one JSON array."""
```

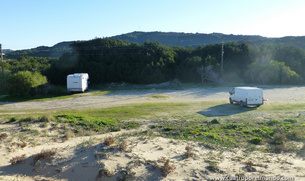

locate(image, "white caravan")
[[67, 73, 89, 93], [229, 87, 264, 107]]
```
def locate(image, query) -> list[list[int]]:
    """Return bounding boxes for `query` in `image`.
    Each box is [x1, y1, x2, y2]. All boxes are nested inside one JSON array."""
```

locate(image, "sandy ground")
[[0, 85, 305, 180]]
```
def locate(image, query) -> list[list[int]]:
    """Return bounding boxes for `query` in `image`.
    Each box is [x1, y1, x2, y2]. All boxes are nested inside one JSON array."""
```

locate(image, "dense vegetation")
[[0, 56, 55, 96], [44, 38, 305, 85], [7, 71, 47, 97]]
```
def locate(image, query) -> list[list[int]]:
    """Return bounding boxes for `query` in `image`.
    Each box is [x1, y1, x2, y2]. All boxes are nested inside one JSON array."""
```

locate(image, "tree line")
[[2, 38, 305, 97], [44, 38, 305, 85]]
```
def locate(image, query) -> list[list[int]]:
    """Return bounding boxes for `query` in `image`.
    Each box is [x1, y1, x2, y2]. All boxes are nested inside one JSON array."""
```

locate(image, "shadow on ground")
[[197, 103, 257, 117]]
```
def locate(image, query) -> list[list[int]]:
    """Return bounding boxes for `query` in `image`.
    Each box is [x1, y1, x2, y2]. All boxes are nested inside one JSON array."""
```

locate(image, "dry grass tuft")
[[274, 144, 286, 153], [273, 134, 286, 145], [53, 137, 58, 142], [0, 133, 8, 140], [301, 144, 305, 151], [17, 142, 27, 149], [9, 154, 26, 165], [104, 136, 115, 146], [161, 159, 176, 176], [184, 145, 193, 158], [64, 130, 75, 140], [34, 149, 57, 162], [245, 161, 254, 167], [118, 140, 128, 151], [40, 115, 54, 122], [62, 137, 67, 143]]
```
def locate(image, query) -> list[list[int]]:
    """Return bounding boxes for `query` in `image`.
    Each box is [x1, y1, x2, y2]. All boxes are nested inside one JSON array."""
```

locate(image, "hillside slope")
[[5, 31, 305, 59]]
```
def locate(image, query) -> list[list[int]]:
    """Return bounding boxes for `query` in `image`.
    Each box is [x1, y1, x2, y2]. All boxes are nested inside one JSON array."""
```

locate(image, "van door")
[[247, 90, 262, 105]]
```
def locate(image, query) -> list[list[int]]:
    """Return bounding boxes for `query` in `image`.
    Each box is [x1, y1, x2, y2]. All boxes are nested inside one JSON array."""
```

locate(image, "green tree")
[[7, 71, 48, 97], [246, 60, 302, 84], [176, 56, 203, 82]]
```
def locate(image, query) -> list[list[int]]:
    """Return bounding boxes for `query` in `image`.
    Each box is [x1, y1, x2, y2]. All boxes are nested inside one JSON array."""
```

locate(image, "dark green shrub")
[[164, 126, 173, 131], [266, 119, 280, 126], [211, 118, 220, 124], [223, 124, 239, 129], [284, 119, 298, 124], [8, 117, 18, 123], [205, 133, 221, 140], [7, 71, 47, 97], [249, 137, 263, 145]]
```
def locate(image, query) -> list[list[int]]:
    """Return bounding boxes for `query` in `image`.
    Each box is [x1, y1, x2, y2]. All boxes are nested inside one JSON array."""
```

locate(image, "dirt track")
[[1, 85, 305, 113]]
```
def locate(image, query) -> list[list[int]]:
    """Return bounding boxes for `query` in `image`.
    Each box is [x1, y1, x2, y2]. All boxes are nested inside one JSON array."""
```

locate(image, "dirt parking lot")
[[1, 85, 305, 113]]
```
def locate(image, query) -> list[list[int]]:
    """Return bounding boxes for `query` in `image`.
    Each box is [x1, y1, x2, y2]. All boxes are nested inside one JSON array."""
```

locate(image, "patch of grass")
[[259, 103, 305, 112], [0, 89, 111, 103], [123, 121, 141, 129], [149, 117, 305, 152], [206, 161, 221, 172], [82, 102, 190, 120], [84, 90, 112, 96], [0, 93, 71, 102], [55, 114, 119, 133], [149, 94, 170, 99]]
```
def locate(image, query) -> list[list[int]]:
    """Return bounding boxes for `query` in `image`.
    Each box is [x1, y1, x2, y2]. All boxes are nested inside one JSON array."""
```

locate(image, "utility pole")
[[0, 44, 3, 75], [221, 42, 224, 75]]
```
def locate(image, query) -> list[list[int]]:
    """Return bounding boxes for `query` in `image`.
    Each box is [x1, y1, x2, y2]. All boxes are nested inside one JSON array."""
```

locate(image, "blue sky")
[[2, 0, 305, 50]]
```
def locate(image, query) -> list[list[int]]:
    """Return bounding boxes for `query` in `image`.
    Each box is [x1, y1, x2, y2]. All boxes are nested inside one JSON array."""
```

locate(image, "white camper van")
[[67, 73, 89, 93], [229, 87, 264, 107]]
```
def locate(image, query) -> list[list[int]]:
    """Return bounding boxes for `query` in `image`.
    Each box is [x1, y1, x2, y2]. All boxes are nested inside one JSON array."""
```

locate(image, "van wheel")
[[240, 101, 244, 107], [229, 98, 233, 104]]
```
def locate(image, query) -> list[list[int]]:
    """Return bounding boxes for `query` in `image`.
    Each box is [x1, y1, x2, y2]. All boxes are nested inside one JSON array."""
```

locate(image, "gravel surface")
[[1, 85, 305, 113]]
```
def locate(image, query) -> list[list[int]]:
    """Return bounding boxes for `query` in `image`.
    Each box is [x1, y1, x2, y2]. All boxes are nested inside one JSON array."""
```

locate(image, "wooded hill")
[[3, 31, 305, 91], [5, 41, 73, 59], [5, 31, 305, 59]]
